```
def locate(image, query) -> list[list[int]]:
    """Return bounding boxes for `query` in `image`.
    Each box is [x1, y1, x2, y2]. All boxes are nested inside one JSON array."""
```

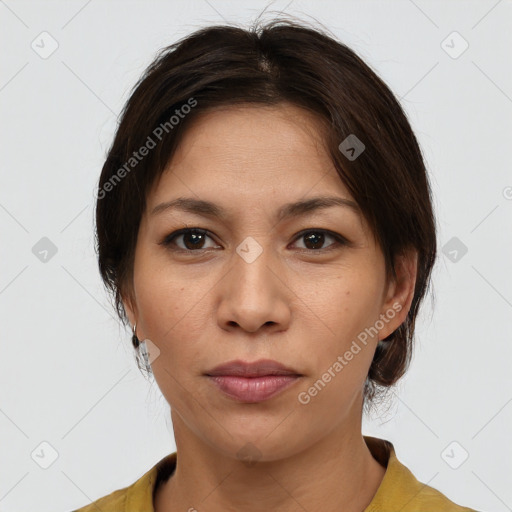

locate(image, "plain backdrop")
[[1, 1, 511, 511]]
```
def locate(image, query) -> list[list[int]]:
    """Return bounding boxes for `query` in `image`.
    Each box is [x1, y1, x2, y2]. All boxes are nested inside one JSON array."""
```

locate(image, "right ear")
[[121, 290, 137, 327]]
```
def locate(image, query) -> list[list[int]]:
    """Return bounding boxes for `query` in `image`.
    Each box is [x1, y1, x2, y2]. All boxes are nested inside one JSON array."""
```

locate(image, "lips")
[[205, 359, 302, 378], [204, 359, 303, 403]]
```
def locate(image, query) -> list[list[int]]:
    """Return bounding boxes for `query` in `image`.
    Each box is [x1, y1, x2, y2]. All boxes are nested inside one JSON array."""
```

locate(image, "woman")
[[73, 18, 477, 512]]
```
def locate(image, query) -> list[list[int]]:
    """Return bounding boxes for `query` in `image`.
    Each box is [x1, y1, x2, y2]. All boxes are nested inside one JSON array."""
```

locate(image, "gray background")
[[1, 0, 511, 511]]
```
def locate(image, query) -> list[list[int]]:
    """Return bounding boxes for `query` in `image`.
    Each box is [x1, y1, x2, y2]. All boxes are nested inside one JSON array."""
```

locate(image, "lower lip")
[[206, 375, 301, 403]]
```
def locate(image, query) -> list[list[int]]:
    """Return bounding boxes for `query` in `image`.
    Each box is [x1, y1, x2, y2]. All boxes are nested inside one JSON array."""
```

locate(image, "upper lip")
[[205, 359, 302, 377]]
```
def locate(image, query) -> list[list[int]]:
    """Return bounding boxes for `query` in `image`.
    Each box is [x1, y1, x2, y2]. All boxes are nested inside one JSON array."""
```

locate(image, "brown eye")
[[161, 228, 218, 251], [292, 229, 347, 252], [303, 231, 327, 250]]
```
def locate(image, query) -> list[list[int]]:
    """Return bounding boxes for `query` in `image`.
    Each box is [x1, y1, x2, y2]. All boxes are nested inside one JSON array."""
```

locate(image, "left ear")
[[378, 248, 418, 340]]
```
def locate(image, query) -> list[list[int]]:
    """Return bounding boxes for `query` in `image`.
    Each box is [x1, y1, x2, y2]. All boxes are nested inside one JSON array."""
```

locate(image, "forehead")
[[150, 103, 351, 201]]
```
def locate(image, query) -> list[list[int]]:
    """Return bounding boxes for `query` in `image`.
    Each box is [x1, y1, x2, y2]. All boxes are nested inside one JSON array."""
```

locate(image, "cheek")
[[134, 243, 191, 325], [133, 255, 214, 376], [307, 266, 384, 340], [295, 275, 381, 412], [299, 268, 383, 391], [138, 284, 204, 353]]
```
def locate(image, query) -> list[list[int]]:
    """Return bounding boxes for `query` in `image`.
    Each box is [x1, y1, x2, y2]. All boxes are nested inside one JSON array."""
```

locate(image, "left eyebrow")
[[150, 195, 361, 221]]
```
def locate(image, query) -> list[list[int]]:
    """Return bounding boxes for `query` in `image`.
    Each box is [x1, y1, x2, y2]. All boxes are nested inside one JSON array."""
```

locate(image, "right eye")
[[159, 228, 220, 252]]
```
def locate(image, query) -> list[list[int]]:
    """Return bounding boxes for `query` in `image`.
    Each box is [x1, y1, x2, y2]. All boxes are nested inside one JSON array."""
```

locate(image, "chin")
[[202, 425, 306, 464]]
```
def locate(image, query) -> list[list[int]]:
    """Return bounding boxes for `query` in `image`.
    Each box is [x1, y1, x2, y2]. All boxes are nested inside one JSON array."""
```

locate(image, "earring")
[[131, 322, 140, 348], [132, 323, 152, 373]]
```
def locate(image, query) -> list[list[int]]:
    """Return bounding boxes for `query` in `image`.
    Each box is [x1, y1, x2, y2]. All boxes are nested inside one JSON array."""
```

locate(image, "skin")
[[122, 102, 418, 512]]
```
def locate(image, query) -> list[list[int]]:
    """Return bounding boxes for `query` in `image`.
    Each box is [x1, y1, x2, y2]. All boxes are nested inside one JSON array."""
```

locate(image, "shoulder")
[[364, 436, 478, 512], [400, 478, 478, 512], [70, 486, 128, 512], [68, 453, 176, 512], [390, 460, 478, 511]]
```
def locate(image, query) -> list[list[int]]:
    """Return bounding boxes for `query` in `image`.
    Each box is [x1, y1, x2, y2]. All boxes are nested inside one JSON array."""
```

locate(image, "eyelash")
[[159, 227, 348, 254]]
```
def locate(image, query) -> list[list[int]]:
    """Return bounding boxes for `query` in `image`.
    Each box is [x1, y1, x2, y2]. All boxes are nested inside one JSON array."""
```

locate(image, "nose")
[[216, 242, 292, 334]]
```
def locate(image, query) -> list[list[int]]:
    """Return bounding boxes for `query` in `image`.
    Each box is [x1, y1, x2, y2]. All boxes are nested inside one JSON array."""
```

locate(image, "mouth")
[[204, 359, 303, 403], [205, 359, 302, 378]]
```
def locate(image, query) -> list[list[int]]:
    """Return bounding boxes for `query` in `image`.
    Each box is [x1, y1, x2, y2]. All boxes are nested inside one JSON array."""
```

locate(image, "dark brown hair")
[[95, 18, 437, 409]]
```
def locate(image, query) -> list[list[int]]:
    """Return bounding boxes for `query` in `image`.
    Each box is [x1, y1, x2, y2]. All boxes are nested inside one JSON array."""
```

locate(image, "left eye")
[[292, 229, 346, 252], [160, 228, 346, 253]]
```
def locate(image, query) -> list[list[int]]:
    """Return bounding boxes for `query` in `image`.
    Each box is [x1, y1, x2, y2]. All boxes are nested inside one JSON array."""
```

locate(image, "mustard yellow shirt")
[[71, 436, 478, 511]]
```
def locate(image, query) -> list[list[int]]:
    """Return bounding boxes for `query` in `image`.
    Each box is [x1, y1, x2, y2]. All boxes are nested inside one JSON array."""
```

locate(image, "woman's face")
[[124, 103, 415, 461]]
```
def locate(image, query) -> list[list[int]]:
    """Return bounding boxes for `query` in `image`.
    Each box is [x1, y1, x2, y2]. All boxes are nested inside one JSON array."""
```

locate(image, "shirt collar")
[[124, 435, 457, 511]]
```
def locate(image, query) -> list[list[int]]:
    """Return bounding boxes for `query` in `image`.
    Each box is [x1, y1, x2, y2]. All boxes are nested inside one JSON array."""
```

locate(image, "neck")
[[154, 410, 386, 512]]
